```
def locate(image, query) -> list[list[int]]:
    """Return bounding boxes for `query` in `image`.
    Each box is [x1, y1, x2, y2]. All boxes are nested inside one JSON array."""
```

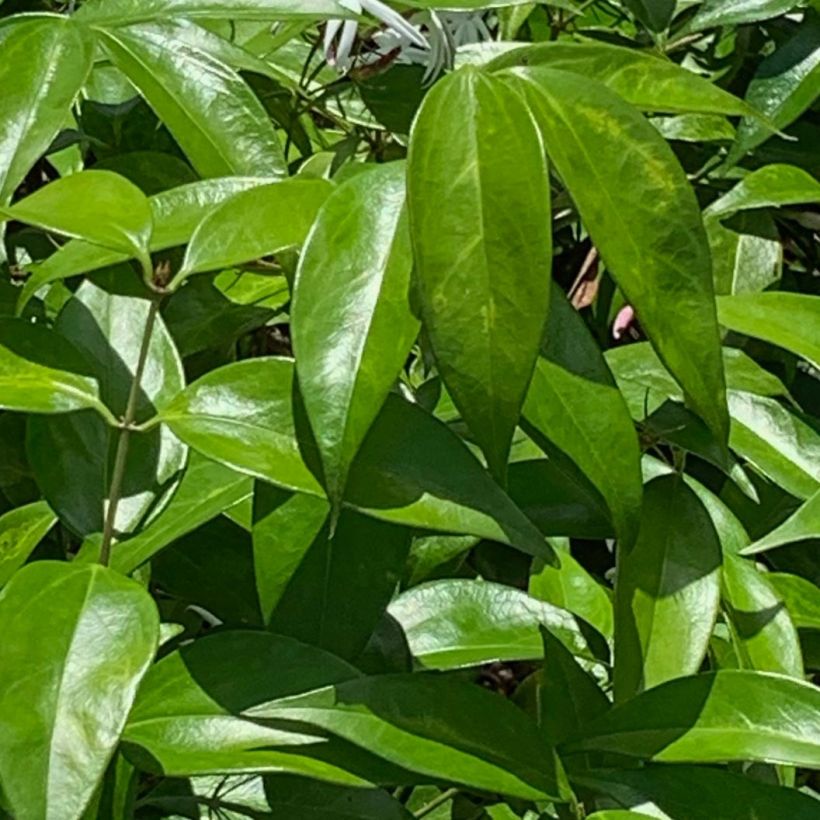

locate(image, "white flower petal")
[[361, 0, 428, 49]]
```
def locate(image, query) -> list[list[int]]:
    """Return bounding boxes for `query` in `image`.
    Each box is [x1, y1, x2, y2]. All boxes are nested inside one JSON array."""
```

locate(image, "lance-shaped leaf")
[[767, 573, 820, 630], [0, 319, 112, 421], [98, 21, 287, 179], [743, 489, 820, 555], [0, 561, 158, 820], [506, 66, 728, 448], [246, 674, 570, 801], [17, 176, 272, 312], [689, 0, 800, 30], [407, 66, 552, 481], [0, 16, 94, 203], [0, 501, 56, 588], [568, 670, 820, 768], [178, 178, 333, 280], [488, 42, 758, 119], [159, 357, 552, 558], [523, 285, 642, 546], [614, 475, 722, 702], [621, 0, 675, 30], [293, 163, 418, 511], [718, 292, 820, 370], [0, 170, 152, 265]]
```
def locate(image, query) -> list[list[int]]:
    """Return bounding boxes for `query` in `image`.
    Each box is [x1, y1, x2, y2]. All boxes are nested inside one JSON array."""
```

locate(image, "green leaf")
[[767, 572, 820, 630], [293, 162, 418, 510], [407, 66, 553, 480], [0, 500, 56, 587], [614, 475, 722, 702], [179, 178, 333, 279], [529, 548, 614, 641], [98, 21, 287, 179], [77, 0, 349, 25], [689, 0, 801, 30], [506, 67, 728, 447], [568, 670, 820, 767], [576, 764, 820, 820], [728, 391, 820, 501], [0, 561, 158, 820], [0, 318, 111, 419], [17, 176, 272, 312], [28, 276, 187, 537], [621, 0, 675, 30], [586, 812, 654, 820], [707, 164, 820, 217], [386, 579, 605, 670], [123, 630, 366, 782], [246, 674, 570, 801], [489, 41, 757, 118], [107, 452, 253, 573], [728, 13, 820, 161], [0, 16, 94, 203], [523, 286, 642, 546], [159, 357, 552, 559], [0, 170, 152, 263], [743, 489, 820, 555], [718, 292, 820, 370]]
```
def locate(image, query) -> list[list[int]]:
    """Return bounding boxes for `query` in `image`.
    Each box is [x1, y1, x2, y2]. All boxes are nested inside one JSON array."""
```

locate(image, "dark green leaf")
[[743, 489, 820, 554]]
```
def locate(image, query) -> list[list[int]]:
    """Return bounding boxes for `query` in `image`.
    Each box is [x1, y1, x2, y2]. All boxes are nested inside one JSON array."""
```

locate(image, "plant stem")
[[413, 788, 458, 818], [98, 296, 161, 567]]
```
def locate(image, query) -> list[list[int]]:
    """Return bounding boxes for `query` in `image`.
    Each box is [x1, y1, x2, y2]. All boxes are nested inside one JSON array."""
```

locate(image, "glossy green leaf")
[[0, 170, 152, 263], [529, 547, 614, 641], [0, 16, 94, 203], [407, 66, 552, 480], [0, 318, 111, 420], [586, 812, 653, 820], [386, 579, 605, 670], [689, 0, 801, 30], [614, 475, 722, 702], [98, 21, 287, 179], [506, 67, 728, 447], [179, 178, 333, 279], [523, 286, 642, 546], [18, 176, 271, 312], [159, 357, 552, 559], [0, 561, 158, 820], [728, 391, 820, 501], [489, 41, 757, 117], [718, 292, 820, 370], [577, 764, 820, 820], [767, 572, 820, 630], [621, 0, 675, 30], [707, 164, 820, 217], [28, 276, 187, 537], [569, 670, 820, 766], [108, 452, 252, 573], [0, 500, 56, 587], [123, 630, 366, 782], [247, 674, 569, 801], [728, 14, 820, 161], [77, 0, 349, 25], [293, 162, 418, 509], [743, 489, 820, 554]]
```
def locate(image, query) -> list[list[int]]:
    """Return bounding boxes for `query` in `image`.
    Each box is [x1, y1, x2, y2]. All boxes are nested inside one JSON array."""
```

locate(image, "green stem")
[[98, 297, 161, 567], [413, 788, 458, 819]]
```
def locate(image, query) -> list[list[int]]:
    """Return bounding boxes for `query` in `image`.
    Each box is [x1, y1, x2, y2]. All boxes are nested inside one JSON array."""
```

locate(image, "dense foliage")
[[0, 0, 819, 818]]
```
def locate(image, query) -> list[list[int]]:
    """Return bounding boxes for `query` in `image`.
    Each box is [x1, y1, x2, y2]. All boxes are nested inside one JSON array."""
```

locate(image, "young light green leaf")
[[98, 21, 287, 179], [179, 178, 333, 280], [570, 670, 820, 767], [0, 501, 56, 588], [0, 170, 152, 263], [0, 16, 94, 203], [767, 572, 820, 630], [718, 292, 820, 370], [743, 489, 820, 555], [0, 561, 158, 820], [506, 67, 728, 448], [707, 164, 820, 217], [408, 66, 553, 481], [246, 674, 570, 801], [386, 579, 605, 670], [159, 357, 553, 559], [292, 162, 418, 511], [614, 475, 722, 702]]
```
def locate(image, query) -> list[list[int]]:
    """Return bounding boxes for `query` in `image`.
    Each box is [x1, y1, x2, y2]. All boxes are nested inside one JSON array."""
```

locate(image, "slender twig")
[[413, 788, 458, 818], [99, 297, 162, 566]]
